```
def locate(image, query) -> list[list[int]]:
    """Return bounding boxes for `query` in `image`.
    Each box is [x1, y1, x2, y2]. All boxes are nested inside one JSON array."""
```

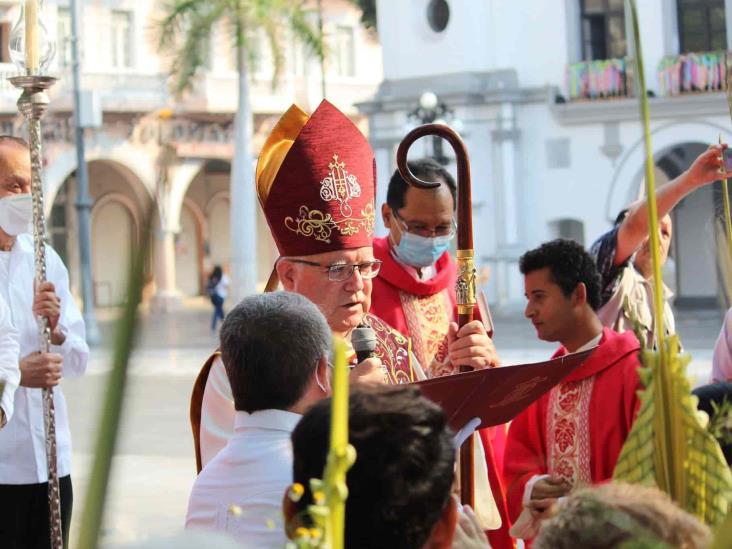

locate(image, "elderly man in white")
[[0, 136, 89, 549], [186, 291, 333, 548], [0, 294, 20, 429]]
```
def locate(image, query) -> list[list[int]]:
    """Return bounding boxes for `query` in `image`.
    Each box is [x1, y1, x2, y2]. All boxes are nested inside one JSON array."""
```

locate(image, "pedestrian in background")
[[207, 265, 229, 333]]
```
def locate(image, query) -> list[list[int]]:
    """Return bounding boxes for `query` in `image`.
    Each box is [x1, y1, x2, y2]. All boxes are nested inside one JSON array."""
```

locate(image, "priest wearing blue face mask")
[[372, 157, 464, 374], [370, 158, 513, 549]]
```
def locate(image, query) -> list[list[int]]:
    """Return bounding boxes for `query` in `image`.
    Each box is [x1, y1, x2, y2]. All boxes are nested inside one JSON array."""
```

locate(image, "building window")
[[549, 218, 585, 246], [49, 185, 68, 265], [677, 0, 726, 52], [333, 25, 355, 77], [580, 0, 626, 60], [427, 0, 450, 33], [110, 10, 132, 68], [0, 20, 10, 64], [56, 7, 72, 68]]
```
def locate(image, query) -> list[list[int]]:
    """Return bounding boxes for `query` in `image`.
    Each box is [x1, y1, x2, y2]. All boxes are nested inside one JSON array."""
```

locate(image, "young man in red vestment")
[[503, 239, 642, 542], [370, 158, 512, 548]]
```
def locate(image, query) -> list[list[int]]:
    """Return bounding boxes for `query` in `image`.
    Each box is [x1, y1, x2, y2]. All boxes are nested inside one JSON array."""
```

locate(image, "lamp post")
[[407, 91, 457, 165], [70, 0, 101, 345]]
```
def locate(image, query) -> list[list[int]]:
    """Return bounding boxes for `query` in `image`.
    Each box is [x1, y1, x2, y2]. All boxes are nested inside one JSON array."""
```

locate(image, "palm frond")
[[261, 18, 285, 91], [289, 4, 324, 60], [158, 0, 227, 95]]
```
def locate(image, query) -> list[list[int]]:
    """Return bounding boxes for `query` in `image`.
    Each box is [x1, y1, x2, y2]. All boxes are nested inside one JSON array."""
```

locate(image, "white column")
[[491, 103, 523, 307], [230, 46, 258, 303], [151, 227, 182, 312]]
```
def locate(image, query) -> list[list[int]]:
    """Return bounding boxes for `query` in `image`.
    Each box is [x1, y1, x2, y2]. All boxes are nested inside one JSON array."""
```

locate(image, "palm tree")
[[158, 0, 322, 302]]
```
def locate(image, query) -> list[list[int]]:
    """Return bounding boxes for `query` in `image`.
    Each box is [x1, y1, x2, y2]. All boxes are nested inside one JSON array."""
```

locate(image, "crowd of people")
[[0, 98, 731, 548]]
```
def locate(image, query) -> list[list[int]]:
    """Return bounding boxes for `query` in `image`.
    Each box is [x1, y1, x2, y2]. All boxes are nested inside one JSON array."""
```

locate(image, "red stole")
[[502, 328, 642, 525]]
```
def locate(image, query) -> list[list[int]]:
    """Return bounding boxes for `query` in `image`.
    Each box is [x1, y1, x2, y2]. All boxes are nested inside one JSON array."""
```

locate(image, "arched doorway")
[[656, 143, 719, 307], [92, 195, 136, 306], [49, 159, 152, 306], [178, 160, 231, 296], [175, 200, 205, 297]]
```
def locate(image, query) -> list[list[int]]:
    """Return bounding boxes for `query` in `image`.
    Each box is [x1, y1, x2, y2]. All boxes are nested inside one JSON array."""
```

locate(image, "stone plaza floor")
[[61, 298, 726, 545]]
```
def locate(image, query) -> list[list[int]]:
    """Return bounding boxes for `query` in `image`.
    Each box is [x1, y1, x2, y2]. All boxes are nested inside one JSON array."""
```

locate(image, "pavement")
[[61, 298, 726, 546]]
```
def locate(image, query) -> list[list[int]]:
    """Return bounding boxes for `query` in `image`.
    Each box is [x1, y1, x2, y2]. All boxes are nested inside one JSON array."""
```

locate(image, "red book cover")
[[414, 349, 594, 431]]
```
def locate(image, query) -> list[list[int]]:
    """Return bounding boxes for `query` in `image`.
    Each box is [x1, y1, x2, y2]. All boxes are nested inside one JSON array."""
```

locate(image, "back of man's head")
[[519, 238, 602, 311], [534, 482, 711, 549], [290, 385, 456, 549], [220, 291, 331, 413]]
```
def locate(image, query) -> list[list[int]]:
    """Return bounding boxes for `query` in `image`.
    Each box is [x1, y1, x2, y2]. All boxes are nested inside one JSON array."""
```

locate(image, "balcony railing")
[[658, 51, 727, 96], [566, 57, 632, 101]]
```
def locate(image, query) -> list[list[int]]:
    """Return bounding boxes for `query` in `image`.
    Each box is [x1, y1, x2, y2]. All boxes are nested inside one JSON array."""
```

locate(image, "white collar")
[[575, 332, 603, 353], [234, 409, 302, 433]]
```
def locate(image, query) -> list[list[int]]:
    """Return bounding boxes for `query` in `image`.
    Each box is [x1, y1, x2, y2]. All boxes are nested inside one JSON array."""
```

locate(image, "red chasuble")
[[371, 236, 513, 549], [502, 328, 642, 525]]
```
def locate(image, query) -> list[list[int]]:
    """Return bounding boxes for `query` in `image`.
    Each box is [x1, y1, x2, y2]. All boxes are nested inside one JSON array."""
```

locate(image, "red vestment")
[[502, 327, 642, 526], [371, 236, 513, 549]]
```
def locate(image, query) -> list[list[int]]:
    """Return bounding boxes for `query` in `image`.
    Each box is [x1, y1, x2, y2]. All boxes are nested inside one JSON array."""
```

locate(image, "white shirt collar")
[[234, 409, 302, 433], [575, 332, 603, 353]]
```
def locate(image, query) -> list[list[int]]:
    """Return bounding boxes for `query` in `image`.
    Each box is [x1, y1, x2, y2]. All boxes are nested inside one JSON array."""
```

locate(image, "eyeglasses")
[[393, 212, 456, 239], [288, 259, 382, 282]]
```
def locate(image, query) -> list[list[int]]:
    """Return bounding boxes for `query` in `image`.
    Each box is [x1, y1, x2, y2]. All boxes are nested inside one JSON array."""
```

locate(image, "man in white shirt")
[[185, 291, 332, 548], [0, 136, 89, 549], [0, 294, 20, 428]]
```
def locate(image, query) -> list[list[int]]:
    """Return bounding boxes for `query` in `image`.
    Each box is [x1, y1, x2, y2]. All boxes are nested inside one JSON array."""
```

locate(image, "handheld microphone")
[[351, 323, 377, 363]]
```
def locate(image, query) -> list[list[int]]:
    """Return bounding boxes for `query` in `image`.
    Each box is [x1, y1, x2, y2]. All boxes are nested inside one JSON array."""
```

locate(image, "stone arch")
[[45, 142, 156, 217], [606, 120, 732, 221], [48, 157, 153, 306]]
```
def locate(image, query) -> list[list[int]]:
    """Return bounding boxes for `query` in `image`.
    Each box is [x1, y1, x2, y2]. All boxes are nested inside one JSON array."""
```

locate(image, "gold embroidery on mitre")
[[284, 202, 375, 244], [319, 154, 362, 217]]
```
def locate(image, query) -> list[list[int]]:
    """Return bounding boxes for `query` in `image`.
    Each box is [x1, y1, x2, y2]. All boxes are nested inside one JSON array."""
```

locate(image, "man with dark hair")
[[503, 239, 642, 542], [590, 145, 730, 347], [185, 291, 333, 548], [286, 385, 465, 549], [0, 136, 88, 549], [373, 158, 463, 373], [370, 158, 511, 547]]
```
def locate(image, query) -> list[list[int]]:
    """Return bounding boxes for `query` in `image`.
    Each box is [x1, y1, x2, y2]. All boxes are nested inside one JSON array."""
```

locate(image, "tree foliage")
[[157, 0, 323, 95], [346, 0, 376, 32]]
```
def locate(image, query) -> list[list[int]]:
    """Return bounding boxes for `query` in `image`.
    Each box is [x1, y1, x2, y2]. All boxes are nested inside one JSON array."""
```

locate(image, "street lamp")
[[407, 91, 458, 165]]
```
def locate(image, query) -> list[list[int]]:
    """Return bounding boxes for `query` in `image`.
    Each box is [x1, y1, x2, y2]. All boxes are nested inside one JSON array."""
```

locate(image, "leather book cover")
[[414, 349, 595, 431]]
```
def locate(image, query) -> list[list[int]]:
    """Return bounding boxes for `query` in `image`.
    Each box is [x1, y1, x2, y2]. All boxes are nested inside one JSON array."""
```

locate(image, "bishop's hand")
[[447, 320, 500, 370], [350, 356, 387, 385]]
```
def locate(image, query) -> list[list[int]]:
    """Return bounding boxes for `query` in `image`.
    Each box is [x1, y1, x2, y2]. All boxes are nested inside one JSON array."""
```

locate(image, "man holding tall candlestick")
[[0, 137, 88, 549]]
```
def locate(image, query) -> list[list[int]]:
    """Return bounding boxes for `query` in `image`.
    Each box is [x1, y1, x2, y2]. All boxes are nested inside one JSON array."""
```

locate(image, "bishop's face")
[[278, 246, 374, 336]]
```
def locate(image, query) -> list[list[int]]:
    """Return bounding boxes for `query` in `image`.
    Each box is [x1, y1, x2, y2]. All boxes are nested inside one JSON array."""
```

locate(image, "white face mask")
[[0, 194, 32, 236]]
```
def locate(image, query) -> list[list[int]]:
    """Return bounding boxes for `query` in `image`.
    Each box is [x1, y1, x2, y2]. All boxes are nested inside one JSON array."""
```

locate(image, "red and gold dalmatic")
[[256, 99, 413, 382]]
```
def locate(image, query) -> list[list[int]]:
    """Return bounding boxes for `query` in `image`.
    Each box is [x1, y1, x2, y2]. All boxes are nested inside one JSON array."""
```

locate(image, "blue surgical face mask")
[[394, 231, 453, 268]]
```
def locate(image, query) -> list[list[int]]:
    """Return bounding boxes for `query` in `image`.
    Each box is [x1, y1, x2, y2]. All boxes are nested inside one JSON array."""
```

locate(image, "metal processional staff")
[[8, 1, 62, 547], [397, 124, 478, 506]]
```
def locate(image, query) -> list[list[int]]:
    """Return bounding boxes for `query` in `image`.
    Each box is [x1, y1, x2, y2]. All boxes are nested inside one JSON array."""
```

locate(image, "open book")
[[415, 348, 595, 433]]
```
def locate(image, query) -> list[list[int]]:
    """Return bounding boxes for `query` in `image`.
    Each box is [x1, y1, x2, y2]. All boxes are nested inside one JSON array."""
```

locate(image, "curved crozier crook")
[[396, 123, 473, 250]]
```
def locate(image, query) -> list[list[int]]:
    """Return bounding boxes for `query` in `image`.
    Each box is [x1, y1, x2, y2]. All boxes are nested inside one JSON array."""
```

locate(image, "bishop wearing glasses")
[[189, 98, 501, 491]]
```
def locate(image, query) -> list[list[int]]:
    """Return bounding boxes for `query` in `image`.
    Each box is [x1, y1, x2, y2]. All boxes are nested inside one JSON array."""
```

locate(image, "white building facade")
[[361, 0, 732, 309], [0, 0, 381, 308]]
